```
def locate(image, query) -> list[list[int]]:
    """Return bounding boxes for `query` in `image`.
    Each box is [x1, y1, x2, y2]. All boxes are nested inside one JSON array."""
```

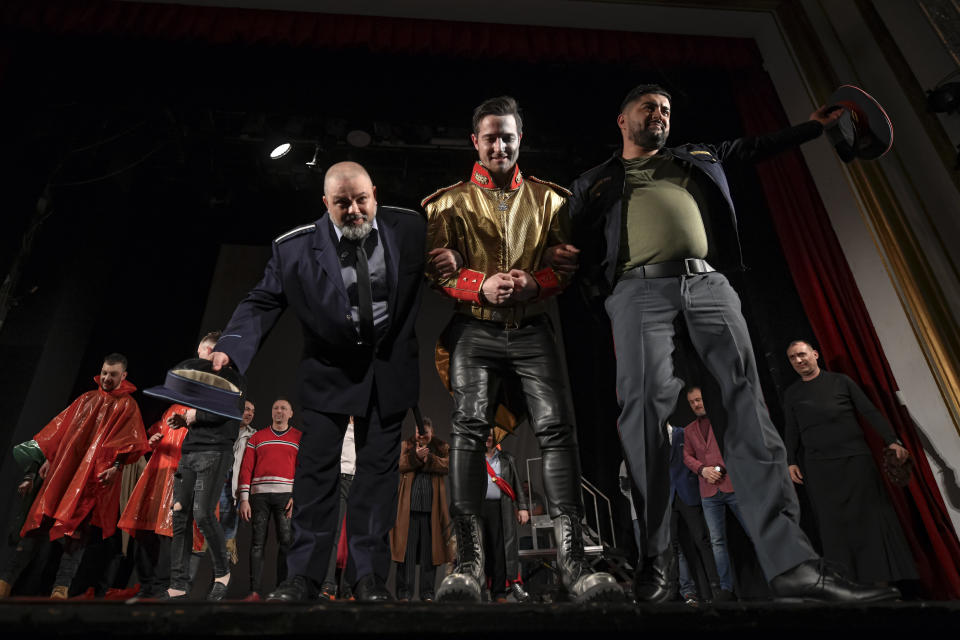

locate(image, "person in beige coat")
[[390, 419, 451, 600]]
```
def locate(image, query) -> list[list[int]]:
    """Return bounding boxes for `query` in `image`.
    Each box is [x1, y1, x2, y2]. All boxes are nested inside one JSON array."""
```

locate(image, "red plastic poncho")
[[119, 404, 189, 537], [22, 377, 149, 541], [118, 404, 208, 551]]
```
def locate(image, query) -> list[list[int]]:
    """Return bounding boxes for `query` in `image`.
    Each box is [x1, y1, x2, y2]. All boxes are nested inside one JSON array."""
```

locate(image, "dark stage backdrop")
[[0, 0, 956, 597]]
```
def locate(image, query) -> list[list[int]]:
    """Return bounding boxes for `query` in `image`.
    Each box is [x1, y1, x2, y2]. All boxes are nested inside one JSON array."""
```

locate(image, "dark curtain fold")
[[733, 69, 960, 599]]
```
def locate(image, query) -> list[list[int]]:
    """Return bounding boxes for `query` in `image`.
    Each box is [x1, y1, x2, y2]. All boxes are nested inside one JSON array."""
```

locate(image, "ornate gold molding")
[[916, 0, 960, 67]]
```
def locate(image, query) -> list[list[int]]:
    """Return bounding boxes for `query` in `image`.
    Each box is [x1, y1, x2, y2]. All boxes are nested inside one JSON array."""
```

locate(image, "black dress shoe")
[[633, 547, 676, 604], [770, 560, 900, 603], [713, 588, 736, 603], [354, 574, 392, 602], [266, 576, 318, 602], [207, 579, 230, 602]]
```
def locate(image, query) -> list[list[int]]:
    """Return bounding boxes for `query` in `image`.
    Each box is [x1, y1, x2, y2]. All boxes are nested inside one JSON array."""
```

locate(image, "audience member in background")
[[120, 403, 194, 598], [521, 481, 546, 517], [784, 340, 917, 586], [121, 334, 225, 599], [391, 417, 451, 602], [682, 387, 750, 602], [163, 339, 244, 602], [482, 431, 531, 603], [223, 400, 257, 565], [0, 353, 148, 599], [668, 422, 721, 606], [238, 397, 302, 599], [320, 417, 357, 601]]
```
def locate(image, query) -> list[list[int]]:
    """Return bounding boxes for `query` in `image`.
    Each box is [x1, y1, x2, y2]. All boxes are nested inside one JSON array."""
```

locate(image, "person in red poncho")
[[119, 404, 206, 597], [0, 353, 148, 599]]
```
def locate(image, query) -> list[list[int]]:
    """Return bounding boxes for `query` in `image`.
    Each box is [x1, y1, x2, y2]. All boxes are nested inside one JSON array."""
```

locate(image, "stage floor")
[[0, 599, 957, 638]]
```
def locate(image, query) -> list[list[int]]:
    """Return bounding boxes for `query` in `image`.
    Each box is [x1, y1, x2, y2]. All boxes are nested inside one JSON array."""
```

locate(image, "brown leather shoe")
[[0, 579, 12, 598], [50, 585, 69, 599]]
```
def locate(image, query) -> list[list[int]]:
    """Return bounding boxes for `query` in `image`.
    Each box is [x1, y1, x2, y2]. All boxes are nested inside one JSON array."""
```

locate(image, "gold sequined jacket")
[[423, 162, 571, 323]]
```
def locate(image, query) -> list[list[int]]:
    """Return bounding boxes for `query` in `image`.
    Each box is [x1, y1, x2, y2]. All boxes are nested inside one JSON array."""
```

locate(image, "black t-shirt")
[[180, 411, 241, 454], [783, 370, 897, 464]]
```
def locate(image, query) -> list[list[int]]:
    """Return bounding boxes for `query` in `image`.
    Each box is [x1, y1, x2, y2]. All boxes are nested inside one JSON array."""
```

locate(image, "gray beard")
[[338, 219, 373, 241]]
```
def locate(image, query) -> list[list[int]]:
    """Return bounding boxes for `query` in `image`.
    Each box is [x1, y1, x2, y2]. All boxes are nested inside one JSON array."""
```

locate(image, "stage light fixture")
[[269, 142, 292, 159], [346, 129, 372, 148], [305, 144, 322, 171]]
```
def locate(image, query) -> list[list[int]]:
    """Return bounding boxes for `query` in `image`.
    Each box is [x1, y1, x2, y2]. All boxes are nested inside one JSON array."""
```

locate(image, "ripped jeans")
[[169, 450, 233, 591]]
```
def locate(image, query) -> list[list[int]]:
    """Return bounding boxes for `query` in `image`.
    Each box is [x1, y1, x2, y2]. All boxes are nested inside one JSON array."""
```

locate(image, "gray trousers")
[[605, 272, 816, 580]]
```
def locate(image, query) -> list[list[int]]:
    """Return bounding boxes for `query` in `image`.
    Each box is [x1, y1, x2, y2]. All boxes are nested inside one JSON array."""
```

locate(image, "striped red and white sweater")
[[237, 425, 302, 501]]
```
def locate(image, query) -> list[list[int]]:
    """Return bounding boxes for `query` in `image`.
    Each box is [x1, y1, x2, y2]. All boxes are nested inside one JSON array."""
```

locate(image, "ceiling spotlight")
[[269, 142, 292, 159]]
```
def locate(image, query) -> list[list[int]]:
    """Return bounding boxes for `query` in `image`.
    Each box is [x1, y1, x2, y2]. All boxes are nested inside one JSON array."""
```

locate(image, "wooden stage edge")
[[0, 600, 958, 638]]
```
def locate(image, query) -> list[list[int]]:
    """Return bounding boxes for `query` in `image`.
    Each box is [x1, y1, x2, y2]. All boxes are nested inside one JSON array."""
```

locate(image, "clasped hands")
[[428, 242, 581, 306], [700, 466, 723, 485], [415, 443, 430, 462]]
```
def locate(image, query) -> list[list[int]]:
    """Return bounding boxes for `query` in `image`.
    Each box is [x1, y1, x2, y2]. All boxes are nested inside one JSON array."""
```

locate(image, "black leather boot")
[[633, 546, 676, 603], [436, 515, 485, 603], [447, 445, 487, 516], [554, 514, 625, 602]]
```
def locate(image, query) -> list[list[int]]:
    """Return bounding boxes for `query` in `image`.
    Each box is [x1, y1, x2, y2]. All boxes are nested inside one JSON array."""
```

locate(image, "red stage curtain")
[[0, 0, 760, 69], [734, 68, 960, 598], [4, 0, 960, 598]]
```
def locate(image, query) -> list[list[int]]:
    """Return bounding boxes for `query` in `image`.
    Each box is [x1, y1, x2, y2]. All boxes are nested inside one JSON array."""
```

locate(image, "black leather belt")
[[466, 312, 547, 331], [619, 258, 715, 280]]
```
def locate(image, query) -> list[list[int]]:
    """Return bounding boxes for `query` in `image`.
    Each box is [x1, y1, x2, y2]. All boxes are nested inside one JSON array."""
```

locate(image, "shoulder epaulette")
[[274, 224, 316, 244], [382, 205, 422, 218], [421, 181, 465, 208], [527, 176, 573, 197]]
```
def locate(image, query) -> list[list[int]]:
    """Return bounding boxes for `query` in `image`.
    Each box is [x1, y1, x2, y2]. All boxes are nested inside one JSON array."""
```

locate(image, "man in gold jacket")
[[422, 96, 623, 603]]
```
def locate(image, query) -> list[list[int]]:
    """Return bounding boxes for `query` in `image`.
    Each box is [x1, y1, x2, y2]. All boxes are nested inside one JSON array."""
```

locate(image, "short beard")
[[630, 126, 667, 151], [337, 217, 373, 242]]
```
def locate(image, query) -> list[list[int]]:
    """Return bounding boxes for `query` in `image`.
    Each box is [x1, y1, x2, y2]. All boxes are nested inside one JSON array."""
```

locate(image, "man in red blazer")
[[682, 386, 752, 601]]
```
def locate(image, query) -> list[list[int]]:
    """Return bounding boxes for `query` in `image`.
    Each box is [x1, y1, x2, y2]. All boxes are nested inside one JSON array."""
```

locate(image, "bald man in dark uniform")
[[212, 162, 426, 601]]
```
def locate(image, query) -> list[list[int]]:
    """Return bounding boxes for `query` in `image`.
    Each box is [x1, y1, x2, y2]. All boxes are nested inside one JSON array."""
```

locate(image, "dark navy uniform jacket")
[[566, 120, 824, 296], [216, 206, 426, 418], [669, 427, 702, 508]]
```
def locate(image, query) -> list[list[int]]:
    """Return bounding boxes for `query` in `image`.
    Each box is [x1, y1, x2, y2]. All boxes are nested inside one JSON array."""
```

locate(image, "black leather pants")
[[446, 315, 582, 519]]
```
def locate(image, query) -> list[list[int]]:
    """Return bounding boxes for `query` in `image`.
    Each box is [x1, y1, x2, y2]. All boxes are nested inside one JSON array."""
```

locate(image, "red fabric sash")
[[485, 459, 516, 502]]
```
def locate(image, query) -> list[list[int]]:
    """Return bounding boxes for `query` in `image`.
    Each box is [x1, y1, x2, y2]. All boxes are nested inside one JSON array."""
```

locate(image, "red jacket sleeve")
[[683, 431, 704, 476]]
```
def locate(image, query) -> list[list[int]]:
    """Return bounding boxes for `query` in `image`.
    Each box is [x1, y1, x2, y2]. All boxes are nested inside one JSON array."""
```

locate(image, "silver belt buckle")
[[683, 258, 713, 276]]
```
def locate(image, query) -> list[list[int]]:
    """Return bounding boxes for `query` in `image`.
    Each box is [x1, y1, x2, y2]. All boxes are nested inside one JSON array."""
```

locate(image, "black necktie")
[[351, 238, 375, 346]]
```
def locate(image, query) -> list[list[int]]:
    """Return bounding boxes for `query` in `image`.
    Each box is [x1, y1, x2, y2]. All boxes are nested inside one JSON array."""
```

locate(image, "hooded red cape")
[[119, 404, 207, 551], [23, 376, 149, 540]]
